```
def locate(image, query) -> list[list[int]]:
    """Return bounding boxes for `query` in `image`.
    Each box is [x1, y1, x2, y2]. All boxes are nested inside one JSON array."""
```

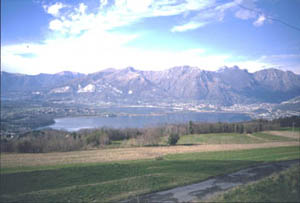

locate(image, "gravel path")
[[123, 159, 300, 203]]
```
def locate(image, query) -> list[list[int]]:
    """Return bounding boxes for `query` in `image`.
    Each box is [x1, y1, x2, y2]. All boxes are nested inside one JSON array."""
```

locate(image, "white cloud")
[[171, 4, 227, 33], [1, 30, 140, 74], [171, 0, 268, 32], [253, 15, 266, 26], [256, 54, 300, 73], [226, 60, 272, 73], [42, 0, 218, 35], [100, 0, 108, 8], [215, 1, 236, 12], [226, 54, 300, 74], [3, 38, 297, 74], [260, 54, 300, 60], [49, 19, 64, 31], [1, 0, 275, 75], [171, 21, 207, 32], [44, 2, 66, 17], [77, 3, 87, 15], [126, 0, 153, 12], [235, 9, 256, 20], [1, 37, 231, 74], [234, 0, 267, 26], [43, 1, 266, 35]]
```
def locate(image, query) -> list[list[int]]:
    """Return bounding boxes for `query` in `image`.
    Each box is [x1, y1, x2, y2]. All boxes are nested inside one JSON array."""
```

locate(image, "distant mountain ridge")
[[2, 66, 300, 105]]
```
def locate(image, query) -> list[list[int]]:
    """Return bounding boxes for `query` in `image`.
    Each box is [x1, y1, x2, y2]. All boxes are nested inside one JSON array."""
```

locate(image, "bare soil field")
[[266, 131, 300, 139], [245, 133, 267, 141], [1, 141, 299, 168]]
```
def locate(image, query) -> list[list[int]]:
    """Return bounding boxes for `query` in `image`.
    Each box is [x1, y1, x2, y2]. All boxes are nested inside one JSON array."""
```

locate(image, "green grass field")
[[251, 132, 297, 142], [160, 132, 297, 145], [118, 131, 298, 147], [278, 127, 300, 131], [210, 164, 300, 202], [177, 133, 261, 144], [1, 146, 299, 202]]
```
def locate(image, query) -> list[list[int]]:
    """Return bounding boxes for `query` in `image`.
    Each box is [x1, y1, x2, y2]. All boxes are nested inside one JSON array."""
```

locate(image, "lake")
[[46, 111, 251, 131]]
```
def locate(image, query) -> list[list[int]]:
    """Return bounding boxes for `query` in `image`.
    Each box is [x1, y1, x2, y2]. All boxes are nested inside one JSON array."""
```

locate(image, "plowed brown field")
[[2, 141, 299, 168]]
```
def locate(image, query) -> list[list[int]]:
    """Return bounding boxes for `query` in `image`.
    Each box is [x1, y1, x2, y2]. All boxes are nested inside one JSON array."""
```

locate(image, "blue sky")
[[1, 0, 300, 74]]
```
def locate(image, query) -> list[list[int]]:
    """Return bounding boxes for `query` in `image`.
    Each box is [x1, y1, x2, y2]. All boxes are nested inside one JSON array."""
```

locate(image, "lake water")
[[46, 112, 251, 131]]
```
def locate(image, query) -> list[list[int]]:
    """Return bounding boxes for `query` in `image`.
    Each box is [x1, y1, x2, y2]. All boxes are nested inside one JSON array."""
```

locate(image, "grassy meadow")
[[1, 146, 300, 202], [158, 131, 298, 145]]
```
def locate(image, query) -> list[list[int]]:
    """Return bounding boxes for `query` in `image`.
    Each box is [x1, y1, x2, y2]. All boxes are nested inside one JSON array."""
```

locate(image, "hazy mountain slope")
[[1, 67, 300, 105], [253, 68, 300, 102], [143, 66, 205, 100], [44, 67, 169, 103], [274, 96, 300, 112], [254, 68, 300, 91], [1, 71, 84, 92]]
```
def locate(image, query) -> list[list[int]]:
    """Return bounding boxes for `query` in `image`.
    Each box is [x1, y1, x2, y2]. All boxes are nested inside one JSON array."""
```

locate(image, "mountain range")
[[2, 66, 300, 106]]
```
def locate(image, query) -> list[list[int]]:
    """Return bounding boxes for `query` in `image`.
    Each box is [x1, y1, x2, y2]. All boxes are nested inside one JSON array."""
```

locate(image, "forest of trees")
[[1, 116, 299, 153]]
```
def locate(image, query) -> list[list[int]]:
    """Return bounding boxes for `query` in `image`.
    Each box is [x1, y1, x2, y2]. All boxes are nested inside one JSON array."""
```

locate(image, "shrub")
[[85, 130, 111, 147], [136, 128, 163, 146], [99, 133, 111, 146], [155, 156, 164, 161], [168, 133, 179, 145]]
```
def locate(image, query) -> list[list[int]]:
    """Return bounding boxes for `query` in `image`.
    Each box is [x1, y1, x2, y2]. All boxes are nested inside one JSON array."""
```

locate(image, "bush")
[[99, 133, 111, 146], [85, 130, 111, 147], [17, 139, 34, 153], [168, 133, 179, 145], [155, 156, 164, 161]]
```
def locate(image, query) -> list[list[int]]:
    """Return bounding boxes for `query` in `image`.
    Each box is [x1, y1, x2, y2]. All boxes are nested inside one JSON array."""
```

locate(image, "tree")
[[168, 133, 180, 145], [240, 124, 244, 134], [188, 121, 194, 134], [99, 132, 110, 146]]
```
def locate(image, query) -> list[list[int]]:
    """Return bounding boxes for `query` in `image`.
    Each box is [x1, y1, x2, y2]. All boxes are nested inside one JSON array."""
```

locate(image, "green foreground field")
[[209, 164, 300, 202], [175, 132, 297, 145], [1, 146, 299, 202], [154, 131, 298, 146]]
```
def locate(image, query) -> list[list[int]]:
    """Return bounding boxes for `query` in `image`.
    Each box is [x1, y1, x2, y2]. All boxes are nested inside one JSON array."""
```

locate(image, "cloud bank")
[[2, 0, 292, 75]]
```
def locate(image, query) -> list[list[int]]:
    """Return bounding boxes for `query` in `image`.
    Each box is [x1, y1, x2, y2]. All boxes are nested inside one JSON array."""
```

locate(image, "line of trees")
[[1, 116, 299, 153], [186, 119, 280, 135]]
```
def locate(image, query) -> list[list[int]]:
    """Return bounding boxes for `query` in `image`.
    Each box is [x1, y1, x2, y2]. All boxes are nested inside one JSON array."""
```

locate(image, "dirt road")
[[123, 159, 300, 202]]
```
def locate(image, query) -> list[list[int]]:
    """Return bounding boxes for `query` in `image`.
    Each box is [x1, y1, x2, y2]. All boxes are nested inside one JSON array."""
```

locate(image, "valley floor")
[[1, 131, 299, 169], [1, 130, 299, 202]]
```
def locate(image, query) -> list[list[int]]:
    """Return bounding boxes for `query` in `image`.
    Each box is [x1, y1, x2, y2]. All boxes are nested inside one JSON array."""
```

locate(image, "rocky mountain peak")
[[56, 71, 83, 76], [2, 66, 300, 105], [123, 67, 137, 72]]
